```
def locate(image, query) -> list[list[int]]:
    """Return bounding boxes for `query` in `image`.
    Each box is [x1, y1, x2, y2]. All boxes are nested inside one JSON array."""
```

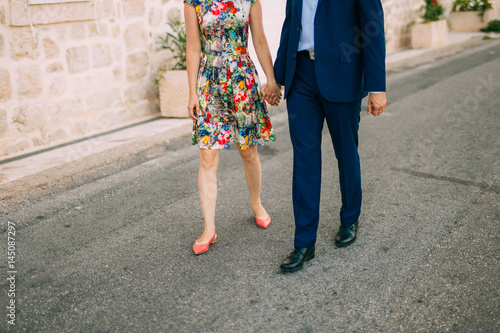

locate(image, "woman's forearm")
[[249, 0, 276, 85], [253, 38, 276, 84], [186, 49, 201, 96]]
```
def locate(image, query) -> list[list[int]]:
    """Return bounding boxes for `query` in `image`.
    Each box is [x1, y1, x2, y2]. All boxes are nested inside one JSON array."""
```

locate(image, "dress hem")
[[193, 138, 276, 150]]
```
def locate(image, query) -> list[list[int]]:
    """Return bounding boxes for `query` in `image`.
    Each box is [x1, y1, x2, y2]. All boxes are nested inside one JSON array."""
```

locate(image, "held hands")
[[187, 94, 200, 121], [367, 92, 387, 116], [261, 81, 282, 107]]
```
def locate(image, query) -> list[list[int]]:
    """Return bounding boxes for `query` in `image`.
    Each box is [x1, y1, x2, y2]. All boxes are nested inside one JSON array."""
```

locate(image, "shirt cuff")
[[370, 91, 385, 94]]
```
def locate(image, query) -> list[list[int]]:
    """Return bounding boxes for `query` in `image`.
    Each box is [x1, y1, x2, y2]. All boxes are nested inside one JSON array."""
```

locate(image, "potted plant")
[[411, 0, 448, 48], [449, 0, 495, 32], [157, 21, 189, 118]]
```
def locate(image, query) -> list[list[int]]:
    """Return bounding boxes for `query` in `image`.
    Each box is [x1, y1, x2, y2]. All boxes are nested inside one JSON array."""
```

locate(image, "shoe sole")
[[335, 236, 357, 248], [280, 254, 315, 272], [193, 239, 217, 255]]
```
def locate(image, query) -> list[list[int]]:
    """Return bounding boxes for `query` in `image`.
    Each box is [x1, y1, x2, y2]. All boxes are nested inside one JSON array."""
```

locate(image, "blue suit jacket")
[[274, 0, 387, 102]]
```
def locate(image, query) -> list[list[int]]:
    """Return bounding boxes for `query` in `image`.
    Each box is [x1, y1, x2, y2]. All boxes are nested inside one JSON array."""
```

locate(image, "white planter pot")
[[411, 19, 448, 49], [449, 10, 495, 32], [159, 70, 190, 118]]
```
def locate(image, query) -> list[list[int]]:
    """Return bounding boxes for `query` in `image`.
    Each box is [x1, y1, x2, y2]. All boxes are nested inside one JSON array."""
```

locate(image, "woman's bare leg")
[[238, 146, 269, 218], [196, 148, 220, 244]]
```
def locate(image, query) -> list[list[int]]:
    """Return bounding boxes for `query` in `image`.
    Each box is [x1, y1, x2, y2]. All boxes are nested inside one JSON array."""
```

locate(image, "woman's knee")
[[239, 147, 259, 164], [199, 150, 219, 169]]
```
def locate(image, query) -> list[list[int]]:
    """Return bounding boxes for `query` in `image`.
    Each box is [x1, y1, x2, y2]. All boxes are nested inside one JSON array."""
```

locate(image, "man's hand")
[[367, 92, 387, 116], [261, 82, 282, 106]]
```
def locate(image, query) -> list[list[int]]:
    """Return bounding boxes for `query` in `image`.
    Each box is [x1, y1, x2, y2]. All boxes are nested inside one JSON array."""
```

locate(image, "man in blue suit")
[[273, 0, 387, 272]]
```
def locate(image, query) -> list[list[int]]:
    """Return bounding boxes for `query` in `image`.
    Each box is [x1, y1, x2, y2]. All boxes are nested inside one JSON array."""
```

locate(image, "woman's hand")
[[187, 94, 201, 121], [261, 81, 282, 106]]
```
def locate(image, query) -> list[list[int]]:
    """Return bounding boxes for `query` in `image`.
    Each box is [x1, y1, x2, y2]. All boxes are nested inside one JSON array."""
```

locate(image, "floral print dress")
[[184, 0, 275, 150]]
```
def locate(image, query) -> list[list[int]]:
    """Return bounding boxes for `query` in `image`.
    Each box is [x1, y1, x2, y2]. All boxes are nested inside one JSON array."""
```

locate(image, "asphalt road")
[[2, 41, 500, 332]]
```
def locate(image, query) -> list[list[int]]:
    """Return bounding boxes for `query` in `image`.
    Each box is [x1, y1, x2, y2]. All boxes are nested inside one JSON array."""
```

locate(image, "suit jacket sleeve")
[[274, 0, 293, 86], [357, 0, 386, 92]]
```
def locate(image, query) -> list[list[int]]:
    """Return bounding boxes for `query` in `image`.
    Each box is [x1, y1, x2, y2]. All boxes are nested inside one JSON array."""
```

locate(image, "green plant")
[[159, 21, 187, 71], [451, 0, 493, 18], [481, 19, 500, 32], [421, 0, 444, 23]]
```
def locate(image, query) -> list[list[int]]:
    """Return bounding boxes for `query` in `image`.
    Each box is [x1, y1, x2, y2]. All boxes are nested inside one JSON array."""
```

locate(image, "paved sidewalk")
[[0, 32, 498, 198]]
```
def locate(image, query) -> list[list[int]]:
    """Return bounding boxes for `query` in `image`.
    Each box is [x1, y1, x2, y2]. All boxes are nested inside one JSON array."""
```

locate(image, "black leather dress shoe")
[[335, 220, 359, 247], [280, 246, 315, 272]]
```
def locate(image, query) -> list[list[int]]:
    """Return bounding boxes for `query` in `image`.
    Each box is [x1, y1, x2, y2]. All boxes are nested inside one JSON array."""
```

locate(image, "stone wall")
[[0, 0, 181, 157]]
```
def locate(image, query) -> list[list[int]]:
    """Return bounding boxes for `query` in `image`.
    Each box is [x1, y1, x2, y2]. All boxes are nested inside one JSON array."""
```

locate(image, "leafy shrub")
[[422, 0, 445, 23], [451, 0, 493, 18], [481, 19, 500, 32], [159, 21, 187, 70]]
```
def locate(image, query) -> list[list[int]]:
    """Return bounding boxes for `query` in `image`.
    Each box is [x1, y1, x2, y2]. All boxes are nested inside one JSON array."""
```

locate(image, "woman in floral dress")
[[184, 0, 281, 254]]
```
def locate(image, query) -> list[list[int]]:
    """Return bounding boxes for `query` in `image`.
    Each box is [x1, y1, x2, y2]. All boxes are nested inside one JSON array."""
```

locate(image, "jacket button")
[[297, 27, 300, 32], [294, 54, 296, 58]]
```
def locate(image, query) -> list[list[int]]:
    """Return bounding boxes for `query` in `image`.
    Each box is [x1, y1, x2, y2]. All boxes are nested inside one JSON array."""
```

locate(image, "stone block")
[[130, 100, 154, 118], [89, 22, 108, 37], [0, 4, 6, 25], [45, 127, 68, 143], [46, 63, 64, 73], [124, 23, 148, 50], [124, 83, 148, 104], [123, 0, 146, 18], [9, 2, 95, 26], [70, 22, 86, 40], [97, 108, 129, 129], [92, 43, 113, 68], [70, 120, 91, 137], [126, 51, 150, 81], [49, 77, 66, 96], [12, 102, 46, 133], [0, 109, 8, 139], [167, 7, 181, 22], [0, 68, 12, 102], [113, 45, 123, 61], [32, 136, 46, 147], [113, 67, 122, 80], [0, 34, 4, 57], [86, 88, 123, 111], [43, 37, 60, 59], [10, 28, 39, 59], [3, 139, 30, 156], [50, 98, 83, 123], [149, 8, 163, 27], [103, 1, 116, 17], [17, 65, 42, 97], [112, 24, 121, 38], [72, 71, 115, 93], [66, 46, 90, 73], [55, 26, 67, 41]]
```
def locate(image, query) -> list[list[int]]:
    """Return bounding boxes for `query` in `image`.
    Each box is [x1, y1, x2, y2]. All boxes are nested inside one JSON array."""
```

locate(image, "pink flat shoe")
[[255, 215, 271, 229], [192, 232, 217, 255]]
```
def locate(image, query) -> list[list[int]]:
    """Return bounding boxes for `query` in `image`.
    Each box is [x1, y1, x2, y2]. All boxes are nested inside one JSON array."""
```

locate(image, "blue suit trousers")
[[287, 53, 362, 248]]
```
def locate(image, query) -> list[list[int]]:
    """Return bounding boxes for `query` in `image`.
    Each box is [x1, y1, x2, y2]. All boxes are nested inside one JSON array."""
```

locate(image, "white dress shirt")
[[297, 0, 384, 94], [298, 0, 318, 52]]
